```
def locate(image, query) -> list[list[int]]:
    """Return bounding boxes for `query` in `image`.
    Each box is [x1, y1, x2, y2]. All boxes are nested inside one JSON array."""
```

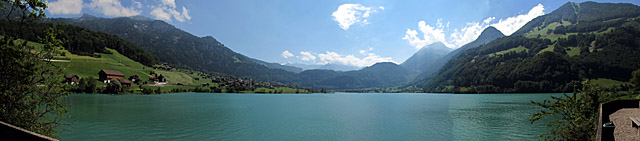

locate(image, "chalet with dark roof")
[[63, 74, 79, 85], [98, 69, 125, 83], [119, 79, 132, 88]]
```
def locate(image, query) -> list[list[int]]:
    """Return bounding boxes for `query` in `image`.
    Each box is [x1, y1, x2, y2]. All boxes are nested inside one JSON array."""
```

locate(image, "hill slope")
[[46, 15, 301, 83], [422, 1, 640, 93]]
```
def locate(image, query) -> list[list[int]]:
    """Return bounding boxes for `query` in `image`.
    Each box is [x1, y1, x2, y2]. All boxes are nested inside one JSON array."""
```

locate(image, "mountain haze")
[[406, 26, 504, 87], [400, 42, 452, 73]]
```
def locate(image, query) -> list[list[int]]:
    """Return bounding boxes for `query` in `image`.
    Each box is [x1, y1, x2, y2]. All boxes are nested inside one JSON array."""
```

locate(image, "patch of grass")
[[538, 44, 555, 55], [589, 78, 632, 89], [53, 48, 153, 81], [566, 47, 581, 57], [154, 70, 196, 85], [140, 85, 201, 93], [489, 46, 528, 57]]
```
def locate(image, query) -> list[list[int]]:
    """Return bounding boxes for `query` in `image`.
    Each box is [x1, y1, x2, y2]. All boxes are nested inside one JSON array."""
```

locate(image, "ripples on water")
[[60, 93, 557, 140]]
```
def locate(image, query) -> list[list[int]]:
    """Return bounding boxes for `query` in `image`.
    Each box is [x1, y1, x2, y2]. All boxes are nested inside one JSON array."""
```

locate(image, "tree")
[[158, 74, 165, 82], [105, 79, 123, 94], [0, 0, 68, 138], [631, 69, 640, 90], [78, 76, 96, 93], [530, 80, 614, 140]]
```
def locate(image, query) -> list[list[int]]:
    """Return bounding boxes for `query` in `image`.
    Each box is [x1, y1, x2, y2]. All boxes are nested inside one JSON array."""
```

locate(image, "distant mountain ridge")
[[400, 42, 452, 74], [405, 26, 504, 87], [45, 14, 412, 89], [286, 63, 362, 72], [297, 62, 412, 89]]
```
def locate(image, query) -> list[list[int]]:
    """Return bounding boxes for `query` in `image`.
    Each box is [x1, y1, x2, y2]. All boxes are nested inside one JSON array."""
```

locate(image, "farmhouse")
[[119, 79, 132, 88], [63, 74, 79, 85], [98, 69, 125, 83]]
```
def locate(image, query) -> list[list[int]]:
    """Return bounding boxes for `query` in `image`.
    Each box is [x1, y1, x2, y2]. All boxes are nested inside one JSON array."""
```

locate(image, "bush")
[[530, 80, 615, 140], [78, 76, 96, 93], [104, 79, 123, 94]]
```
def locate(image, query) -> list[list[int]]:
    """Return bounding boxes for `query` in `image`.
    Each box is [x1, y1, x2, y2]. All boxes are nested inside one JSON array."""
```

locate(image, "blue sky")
[[46, 0, 640, 68]]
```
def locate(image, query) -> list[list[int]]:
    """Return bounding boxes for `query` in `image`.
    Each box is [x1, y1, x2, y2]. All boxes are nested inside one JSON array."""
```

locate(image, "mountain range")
[[421, 1, 640, 93], [3, 1, 639, 92], [44, 14, 414, 89]]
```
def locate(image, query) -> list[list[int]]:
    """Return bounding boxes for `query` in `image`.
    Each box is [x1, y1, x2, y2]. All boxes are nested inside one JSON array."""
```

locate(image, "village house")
[[98, 69, 125, 83], [119, 79, 132, 88], [63, 74, 79, 85]]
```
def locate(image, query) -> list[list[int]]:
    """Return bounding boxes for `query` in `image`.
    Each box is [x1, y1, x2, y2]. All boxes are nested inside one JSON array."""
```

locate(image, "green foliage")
[[632, 69, 640, 90], [77, 76, 96, 93], [530, 80, 615, 140], [46, 16, 299, 83], [424, 23, 640, 93], [0, 5, 69, 138], [141, 87, 154, 94], [514, 1, 640, 35], [104, 78, 123, 94], [0, 20, 159, 66]]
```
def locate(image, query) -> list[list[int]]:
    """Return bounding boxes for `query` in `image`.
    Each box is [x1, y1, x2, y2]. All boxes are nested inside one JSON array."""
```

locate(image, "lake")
[[59, 93, 559, 140]]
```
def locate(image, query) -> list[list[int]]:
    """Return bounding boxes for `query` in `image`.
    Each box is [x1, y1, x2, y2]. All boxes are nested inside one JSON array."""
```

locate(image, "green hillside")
[[46, 15, 300, 83], [422, 1, 640, 93]]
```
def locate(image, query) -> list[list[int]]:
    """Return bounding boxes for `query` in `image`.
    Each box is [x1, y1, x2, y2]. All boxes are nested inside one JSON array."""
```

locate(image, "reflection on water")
[[60, 93, 557, 140]]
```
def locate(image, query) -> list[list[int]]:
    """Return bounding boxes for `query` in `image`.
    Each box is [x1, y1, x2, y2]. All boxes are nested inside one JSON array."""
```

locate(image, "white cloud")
[[359, 47, 374, 54], [149, 0, 191, 22], [150, 7, 171, 21], [159, 0, 176, 8], [403, 4, 545, 49], [402, 20, 453, 49], [317, 51, 395, 67], [298, 51, 317, 62], [491, 4, 545, 35], [87, 0, 141, 17], [293, 49, 394, 67], [331, 4, 383, 30], [133, 1, 142, 9], [449, 17, 494, 47], [281, 50, 294, 58], [47, 0, 83, 15]]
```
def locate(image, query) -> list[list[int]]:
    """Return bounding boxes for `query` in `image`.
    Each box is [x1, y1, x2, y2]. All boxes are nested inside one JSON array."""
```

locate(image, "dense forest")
[[513, 1, 640, 35], [0, 20, 158, 66], [422, 2, 640, 93]]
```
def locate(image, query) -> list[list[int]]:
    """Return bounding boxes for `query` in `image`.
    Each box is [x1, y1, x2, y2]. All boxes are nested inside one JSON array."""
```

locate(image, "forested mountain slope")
[[422, 1, 640, 93], [46, 14, 302, 82]]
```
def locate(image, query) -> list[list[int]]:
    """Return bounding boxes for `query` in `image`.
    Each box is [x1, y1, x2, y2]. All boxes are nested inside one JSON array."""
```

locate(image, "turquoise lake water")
[[59, 93, 559, 140]]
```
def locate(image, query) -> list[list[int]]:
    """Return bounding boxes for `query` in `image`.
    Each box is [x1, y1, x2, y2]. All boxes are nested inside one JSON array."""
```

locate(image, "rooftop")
[[100, 69, 124, 76]]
